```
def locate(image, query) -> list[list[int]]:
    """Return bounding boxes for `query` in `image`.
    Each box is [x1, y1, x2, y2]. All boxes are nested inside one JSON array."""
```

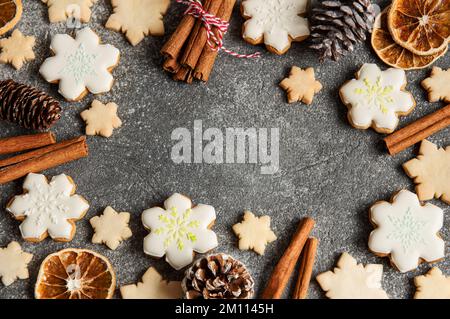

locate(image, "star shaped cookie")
[[106, 0, 171, 46], [403, 140, 450, 204], [421, 67, 450, 103], [232, 211, 277, 255], [81, 100, 122, 138], [90, 206, 132, 250], [120, 267, 182, 299], [414, 268, 450, 299], [316, 252, 388, 299], [280, 67, 322, 104], [0, 241, 33, 286], [0, 29, 35, 70]]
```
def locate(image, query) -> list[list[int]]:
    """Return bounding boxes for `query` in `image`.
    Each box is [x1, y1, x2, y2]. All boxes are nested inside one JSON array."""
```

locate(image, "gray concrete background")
[[0, 0, 448, 299]]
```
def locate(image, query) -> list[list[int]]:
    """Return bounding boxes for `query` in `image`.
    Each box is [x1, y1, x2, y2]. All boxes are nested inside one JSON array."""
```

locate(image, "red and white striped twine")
[[177, 0, 261, 58]]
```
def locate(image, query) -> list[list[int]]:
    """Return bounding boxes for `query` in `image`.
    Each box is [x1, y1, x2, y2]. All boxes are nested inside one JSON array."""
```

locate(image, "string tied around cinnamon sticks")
[[177, 0, 261, 59]]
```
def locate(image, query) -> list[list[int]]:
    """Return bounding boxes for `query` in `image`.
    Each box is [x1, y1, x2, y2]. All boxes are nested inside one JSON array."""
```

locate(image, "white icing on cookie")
[[369, 190, 444, 273], [39, 27, 120, 101], [142, 193, 218, 270], [340, 63, 415, 132], [242, 0, 309, 53], [7, 173, 89, 241]]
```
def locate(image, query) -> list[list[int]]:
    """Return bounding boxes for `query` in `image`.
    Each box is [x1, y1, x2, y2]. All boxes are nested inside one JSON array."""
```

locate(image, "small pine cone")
[[0, 80, 61, 130], [310, 0, 378, 61], [182, 254, 255, 299]]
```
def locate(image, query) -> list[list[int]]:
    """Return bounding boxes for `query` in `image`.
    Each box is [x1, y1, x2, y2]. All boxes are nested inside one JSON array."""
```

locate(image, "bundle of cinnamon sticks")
[[0, 132, 88, 184], [161, 0, 236, 83], [261, 217, 318, 299], [384, 104, 450, 155]]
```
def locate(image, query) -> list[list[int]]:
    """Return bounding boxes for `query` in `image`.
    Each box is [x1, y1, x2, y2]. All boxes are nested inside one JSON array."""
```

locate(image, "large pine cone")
[[310, 0, 379, 61], [0, 79, 61, 130], [182, 254, 254, 299]]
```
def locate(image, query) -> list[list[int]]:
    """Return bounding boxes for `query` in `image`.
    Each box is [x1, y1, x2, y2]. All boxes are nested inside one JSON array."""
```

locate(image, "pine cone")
[[0, 80, 61, 130], [310, 0, 378, 61], [182, 254, 255, 299]]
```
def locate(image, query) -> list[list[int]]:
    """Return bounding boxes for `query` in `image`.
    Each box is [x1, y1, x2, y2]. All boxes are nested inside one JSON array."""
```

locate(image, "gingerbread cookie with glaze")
[[141, 193, 218, 270], [241, 0, 310, 55], [6, 173, 89, 243], [368, 190, 444, 273], [340, 63, 416, 134], [39, 27, 120, 101]]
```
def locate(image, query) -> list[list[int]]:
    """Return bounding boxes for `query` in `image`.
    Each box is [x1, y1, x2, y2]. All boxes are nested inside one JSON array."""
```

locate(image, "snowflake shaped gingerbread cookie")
[[106, 0, 171, 46], [232, 211, 277, 255], [241, 0, 310, 55], [42, 0, 97, 23], [90, 206, 132, 250], [340, 63, 416, 133], [280, 66, 322, 104], [81, 100, 122, 138], [39, 27, 120, 101], [421, 67, 450, 103], [142, 193, 218, 270], [6, 173, 90, 242], [403, 140, 450, 204], [0, 241, 33, 286], [316, 252, 388, 299], [368, 190, 444, 273], [414, 268, 450, 299], [120, 267, 182, 299], [0, 29, 35, 70]]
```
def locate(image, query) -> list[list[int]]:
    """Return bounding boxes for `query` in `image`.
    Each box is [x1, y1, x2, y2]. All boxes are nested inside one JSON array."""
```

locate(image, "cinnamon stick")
[[293, 237, 318, 299], [384, 104, 450, 155], [386, 117, 450, 155], [0, 136, 85, 168], [194, 0, 236, 81], [161, 15, 196, 60], [261, 217, 315, 299], [173, 66, 192, 82], [163, 58, 181, 74], [180, 0, 222, 70], [0, 132, 56, 155], [0, 136, 88, 184]]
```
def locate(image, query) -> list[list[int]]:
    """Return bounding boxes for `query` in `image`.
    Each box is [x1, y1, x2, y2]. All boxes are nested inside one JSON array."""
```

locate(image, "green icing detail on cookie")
[[386, 207, 427, 253], [354, 76, 394, 114], [61, 43, 97, 84], [155, 207, 199, 251]]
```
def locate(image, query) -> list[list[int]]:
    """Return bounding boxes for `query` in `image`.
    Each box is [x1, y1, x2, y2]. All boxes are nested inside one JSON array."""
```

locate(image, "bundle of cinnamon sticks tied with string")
[[0, 132, 88, 184], [161, 0, 236, 83]]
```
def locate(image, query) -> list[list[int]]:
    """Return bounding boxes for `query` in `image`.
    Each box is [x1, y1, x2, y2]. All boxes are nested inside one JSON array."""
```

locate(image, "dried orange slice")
[[372, 7, 447, 70], [0, 0, 22, 36], [388, 0, 450, 56], [35, 249, 116, 299]]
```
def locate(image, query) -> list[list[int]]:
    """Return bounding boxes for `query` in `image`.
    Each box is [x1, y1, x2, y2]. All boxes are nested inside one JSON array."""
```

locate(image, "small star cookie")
[[106, 0, 171, 46], [120, 267, 182, 299], [90, 206, 132, 250], [232, 211, 277, 255], [403, 140, 450, 204], [0, 241, 33, 286], [280, 66, 322, 104], [316, 252, 388, 299], [0, 29, 35, 70], [414, 268, 450, 299], [421, 67, 450, 103], [41, 0, 97, 23], [81, 100, 122, 138]]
